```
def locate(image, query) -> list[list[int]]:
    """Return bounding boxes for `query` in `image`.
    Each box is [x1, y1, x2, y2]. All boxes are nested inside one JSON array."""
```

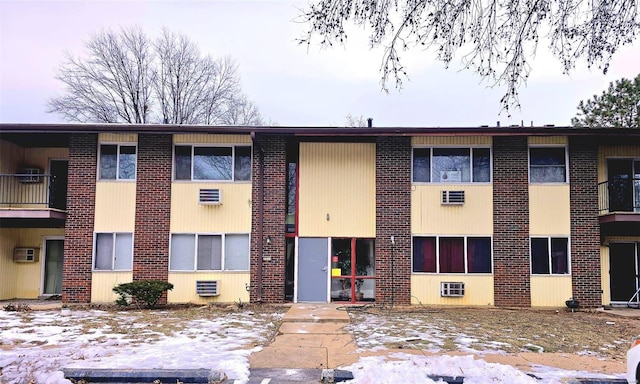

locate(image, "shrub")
[[113, 280, 174, 309]]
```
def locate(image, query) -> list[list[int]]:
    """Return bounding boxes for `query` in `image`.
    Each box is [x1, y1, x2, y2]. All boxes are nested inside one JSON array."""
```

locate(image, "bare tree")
[[220, 94, 265, 125], [48, 27, 264, 125], [298, 0, 639, 114]]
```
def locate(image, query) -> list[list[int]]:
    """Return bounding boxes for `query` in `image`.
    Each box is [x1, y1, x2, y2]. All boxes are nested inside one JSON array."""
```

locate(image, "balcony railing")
[[598, 178, 640, 214], [0, 174, 65, 210]]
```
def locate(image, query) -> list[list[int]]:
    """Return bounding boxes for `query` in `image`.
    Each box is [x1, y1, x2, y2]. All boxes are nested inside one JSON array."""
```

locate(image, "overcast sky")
[[1, 0, 639, 127]]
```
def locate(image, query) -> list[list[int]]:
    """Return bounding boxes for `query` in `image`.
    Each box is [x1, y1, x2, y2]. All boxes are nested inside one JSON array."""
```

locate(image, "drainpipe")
[[252, 132, 264, 302], [391, 235, 395, 308]]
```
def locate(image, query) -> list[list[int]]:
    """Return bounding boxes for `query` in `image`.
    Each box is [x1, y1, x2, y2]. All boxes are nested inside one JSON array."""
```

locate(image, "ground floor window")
[[531, 237, 569, 275], [169, 233, 250, 271], [412, 236, 492, 273], [330, 238, 375, 302], [94, 232, 133, 271]]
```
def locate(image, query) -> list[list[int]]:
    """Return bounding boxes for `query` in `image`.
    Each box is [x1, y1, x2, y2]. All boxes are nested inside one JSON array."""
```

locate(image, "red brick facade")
[[375, 137, 412, 305], [133, 134, 172, 285], [250, 136, 287, 303], [62, 133, 98, 303], [569, 137, 601, 308], [493, 136, 531, 307]]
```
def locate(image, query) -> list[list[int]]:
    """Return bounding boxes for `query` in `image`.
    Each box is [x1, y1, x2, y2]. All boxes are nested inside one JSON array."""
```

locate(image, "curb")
[[62, 368, 225, 383]]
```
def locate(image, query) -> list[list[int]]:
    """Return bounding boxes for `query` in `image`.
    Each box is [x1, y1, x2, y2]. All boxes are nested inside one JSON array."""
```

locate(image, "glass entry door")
[[43, 239, 64, 295], [609, 242, 639, 303], [330, 238, 375, 303]]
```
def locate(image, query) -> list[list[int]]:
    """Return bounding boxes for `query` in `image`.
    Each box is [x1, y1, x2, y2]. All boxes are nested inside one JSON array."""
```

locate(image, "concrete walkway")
[[249, 304, 359, 370]]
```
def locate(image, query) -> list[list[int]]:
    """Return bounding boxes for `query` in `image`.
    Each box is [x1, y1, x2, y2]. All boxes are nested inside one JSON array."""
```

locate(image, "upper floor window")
[[169, 233, 250, 271], [99, 144, 136, 180], [531, 237, 570, 275], [94, 232, 133, 271], [412, 147, 491, 183], [412, 236, 492, 274], [529, 147, 567, 183], [174, 145, 251, 181]]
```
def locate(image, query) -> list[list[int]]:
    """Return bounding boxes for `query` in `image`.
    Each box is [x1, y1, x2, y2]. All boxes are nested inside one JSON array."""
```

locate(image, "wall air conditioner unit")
[[441, 190, 465, 205], [17, 167, 43, 183], [199, 189, 221, 205], [440, 282, 465, 297], [13, 248, 40, 263], [196, 280, 220, 296]]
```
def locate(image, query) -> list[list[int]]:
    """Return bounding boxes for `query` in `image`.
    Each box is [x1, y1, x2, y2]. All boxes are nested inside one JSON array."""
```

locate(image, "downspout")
[[252, 131, 264, 302]]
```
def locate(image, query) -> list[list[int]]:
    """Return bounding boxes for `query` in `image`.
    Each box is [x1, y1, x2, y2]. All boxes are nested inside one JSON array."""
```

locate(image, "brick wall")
[[250, 136, 286, 303], [133, 134, 172, 285], [62, 133, 97, 303], [493, 136, 531, 307], [375, 137, 412, 305], [569, 137, 601, 308]]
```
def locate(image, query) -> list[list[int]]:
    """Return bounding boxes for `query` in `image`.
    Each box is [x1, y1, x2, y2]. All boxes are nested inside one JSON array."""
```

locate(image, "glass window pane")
[[174, 146, 192, 180], [432, 148, 470, 182], [531, 238, 550, 274], [234, 146, 252, 181], [467, 237, 492, 273], [413, 148, 430, 182], [197, 235, 222, 270], [551, 238, 569, 274], [472, 148, 491, 182], [413, 237, 436, 272], [170, 234, 195, 270], [332, 238, 352, 276], [439, 237, 465, 273], [530, 147, 566, 183], [530, 148, 566, 166], [114, 233, 133, 270], [225, 234, 250, 270], [194, 147, 232, 180], [95, 233, 113, 270], [530, 166, 566, 182], [118, 146, 137, 180], [99, 145, 117, 180], [355, 239, 375, 276]]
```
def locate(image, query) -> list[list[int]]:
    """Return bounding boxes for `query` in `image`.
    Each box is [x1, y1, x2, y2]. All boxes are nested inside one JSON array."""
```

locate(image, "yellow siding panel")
[[298, 143, 376, 238], [598, 146, 640, 182], [0, 140, 24, 173], [411, 274, 494, 306], [0, 229, 20, 299], [24, 148, 69, 170], [601, 245, 610, 306], [412, 136, 492, 145], [529, 185, 570, 235], [98, 133, 137, 142], [528, 136, 568, 145], [171, 183, 252, 232], [167, 272, 250, 303], [173, 134, 252, 144], [94, 182, 137, 232], [91, 272, 133, 303], [530, 276, 573, 307], [411, 185, 493, 235]]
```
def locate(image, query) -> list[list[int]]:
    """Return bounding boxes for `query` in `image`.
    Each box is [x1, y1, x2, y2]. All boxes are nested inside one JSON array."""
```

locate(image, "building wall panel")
[[94, 182, 136, 231], [298, 142, 376, 238], [168, 272, 250, 303], [529, 185, 570, 235], [91, 272, 133, 303], [0, 140, 24, 173], [601, 245, 610, 305], [0, 229, 20, 299], [528, 136, 568, 145], [411, 275, 494, 305], [173, 134, 252, 144], [530, 276, 573, 307], [98, 133, 137, 143], [412, 136, 492, 145], [24, 148, 69, 169]]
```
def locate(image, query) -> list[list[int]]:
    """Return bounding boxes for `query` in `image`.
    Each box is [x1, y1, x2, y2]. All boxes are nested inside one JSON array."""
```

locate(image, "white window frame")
[[172, 144, 252, 182], [528, 145, 569, 184], [411, 235, 494, 274], [98, 143, 137, 181], [411, 146, 492, 184], [529, 236, 571, 275], [169, 233, 251, 272], [92, 232, 134, 271]]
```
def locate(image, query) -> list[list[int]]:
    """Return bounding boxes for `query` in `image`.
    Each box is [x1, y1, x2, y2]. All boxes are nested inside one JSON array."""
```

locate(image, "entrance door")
[[609, 242, 639, 302], [297, 238, 329, 302], [49, 160, 68, 210], [43, 239, 64, 295]]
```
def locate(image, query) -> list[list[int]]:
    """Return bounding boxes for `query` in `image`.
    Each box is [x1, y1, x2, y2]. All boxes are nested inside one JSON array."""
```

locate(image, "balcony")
[[598, 178, 640, 236], [0, 173, 66, 228]]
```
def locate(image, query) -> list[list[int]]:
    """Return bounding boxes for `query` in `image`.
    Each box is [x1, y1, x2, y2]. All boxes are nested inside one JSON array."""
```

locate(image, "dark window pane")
[[99, 145, 117, 179], [413, 148, 430, 182], [530, 166, 566, 182], [472, 148, 491, 182], [234, 146, 252, 181], [439, 237, 465, 273], [355, 239, 375, 276], [413, 237, 436, 272], [119, 146, 136, 180], [286, 163, 297, 233], [530, 147, 566, 182], [551, 238, 569, 274], [432, 148, 470, 182], [468, 237, 492, 273], [531, 238, 550, 274], [175, 146, 192, 180], [530, 148, 566, 165], [197, 235, 222, 270], [194, 147, 232, 180]]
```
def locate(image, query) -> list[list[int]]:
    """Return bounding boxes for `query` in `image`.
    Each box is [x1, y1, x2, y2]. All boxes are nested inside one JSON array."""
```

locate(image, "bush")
[[113, 280, 174, 309]]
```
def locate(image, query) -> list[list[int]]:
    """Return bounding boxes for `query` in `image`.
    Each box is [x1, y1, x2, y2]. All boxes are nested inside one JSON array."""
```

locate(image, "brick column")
[[62, 133, 98, 303], [133, 134, 172, 285], [250, 136, 286, 303], [493, 136, 531, 307], [375, 137, 412, 305], [569, 137, 601, 308]]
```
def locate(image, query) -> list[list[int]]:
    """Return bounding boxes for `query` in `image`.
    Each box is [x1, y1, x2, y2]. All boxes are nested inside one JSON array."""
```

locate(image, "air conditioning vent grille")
[[440, 282, 465, 297], [199, 189, 221, 205], [13, 248, 40, 262], [441, 190, 465, 205], [196, 280, 220, 296]]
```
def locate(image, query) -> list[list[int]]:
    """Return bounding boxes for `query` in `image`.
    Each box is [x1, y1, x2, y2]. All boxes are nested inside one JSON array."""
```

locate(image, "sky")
[[0, 0, 639, 127]]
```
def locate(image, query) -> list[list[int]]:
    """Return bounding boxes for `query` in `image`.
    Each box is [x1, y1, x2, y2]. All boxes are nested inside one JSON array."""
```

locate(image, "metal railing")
[[0, 174, 63, 209], [598, 178, 640, 214]]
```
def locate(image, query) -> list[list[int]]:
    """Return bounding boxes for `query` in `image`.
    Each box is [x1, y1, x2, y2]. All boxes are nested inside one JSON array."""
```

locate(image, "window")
[[94, 233, 133, 270], [531, 237, 569, 275], [169, 233, 250, 271], [174, 145, 251, 181], [412, 147, 490, 183], [413, 236, 492, 273], [99, 144, 136, 180], [529, 147, 567, 183]]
